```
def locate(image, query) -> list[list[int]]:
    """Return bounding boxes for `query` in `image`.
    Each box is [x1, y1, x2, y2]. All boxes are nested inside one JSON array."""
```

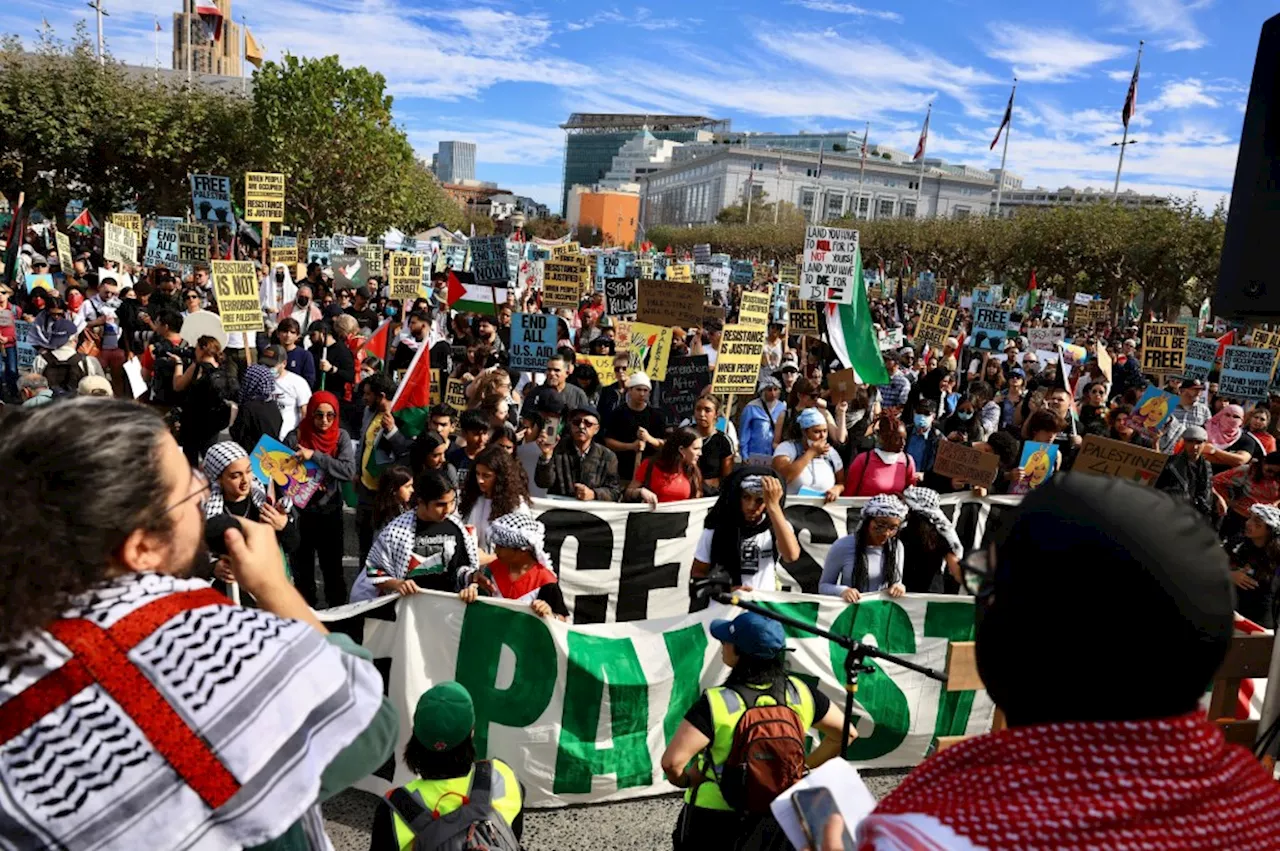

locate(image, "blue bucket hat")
[[710, 611, 786, 659]]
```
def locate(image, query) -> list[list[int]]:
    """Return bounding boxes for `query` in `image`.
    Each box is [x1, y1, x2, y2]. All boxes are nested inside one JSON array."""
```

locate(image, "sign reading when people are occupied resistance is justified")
[[244, 172, 286, 222], [1220, 346, 1276, 400], [800, 225, 858, 304], [211, 260, 264, 331], [710, 323, 767, 394]]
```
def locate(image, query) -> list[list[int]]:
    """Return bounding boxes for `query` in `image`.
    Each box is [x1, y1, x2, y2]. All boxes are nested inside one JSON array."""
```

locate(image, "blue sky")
[[7, 0, 1272, 213]]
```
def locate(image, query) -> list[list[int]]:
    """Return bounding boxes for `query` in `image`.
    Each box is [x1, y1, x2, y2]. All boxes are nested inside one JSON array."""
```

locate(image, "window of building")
[[857, 196, 870, 217], [878, 198, 895, 218], [901, 200, 917, 219], [827, 194, 845, 216], [800, 190, 816, 211], [954, 207, 971, 219]]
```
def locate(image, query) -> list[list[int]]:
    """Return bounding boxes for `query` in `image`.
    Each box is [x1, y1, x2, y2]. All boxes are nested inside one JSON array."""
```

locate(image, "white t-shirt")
[[773, 440, 843, 496], [694, 528, 778, 591], [465, 498, 530, 554], [517, 441, 548, 498], [274, 369, 313, 438]]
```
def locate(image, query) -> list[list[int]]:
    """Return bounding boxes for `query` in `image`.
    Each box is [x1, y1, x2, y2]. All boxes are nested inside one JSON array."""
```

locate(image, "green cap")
[[412, 682, 475, 752]]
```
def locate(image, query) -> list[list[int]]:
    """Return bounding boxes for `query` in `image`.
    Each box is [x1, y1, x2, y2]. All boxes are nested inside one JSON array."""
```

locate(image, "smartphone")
[[792, 787, 854, 851]]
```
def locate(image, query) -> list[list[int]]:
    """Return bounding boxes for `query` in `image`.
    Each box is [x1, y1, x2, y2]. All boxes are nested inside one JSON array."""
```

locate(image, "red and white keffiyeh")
[[859, 712, 1280, 850]]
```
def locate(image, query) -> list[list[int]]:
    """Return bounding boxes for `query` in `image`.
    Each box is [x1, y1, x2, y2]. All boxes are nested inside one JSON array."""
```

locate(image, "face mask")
[[385, 306, 398, 317], [958, 410, 974, 421], [913, 414, 934, 430], [275, 271, 285, 283], [296, 296, 310, 307]]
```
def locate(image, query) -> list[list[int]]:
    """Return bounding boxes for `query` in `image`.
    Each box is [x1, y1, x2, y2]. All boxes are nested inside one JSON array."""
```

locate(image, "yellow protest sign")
[[244, 172, 286, 222], [1252, 329, 1280, 378], [210, 260, 263, 332], [445, 376, 468, 412], [389, 251, 423, 300], [1140, 322, 1188, 376], [667, 264, 692, 283], [914, 302, 957, 348], [110, 212, 143, 245], [583, 354, 618, 382], [430, 369, 442, 406], [710, 323, 766, 395], [778, 264, 799, 287], [54, 229, 74, 275], [627, 322, 674, 382], [543, 260, 587, 309], [550, 242, 580, 259], [739, 291, 771, 327]]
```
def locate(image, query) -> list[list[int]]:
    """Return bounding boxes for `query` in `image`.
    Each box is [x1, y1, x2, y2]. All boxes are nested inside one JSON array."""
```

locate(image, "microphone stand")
[[713, 591, 948, 761]]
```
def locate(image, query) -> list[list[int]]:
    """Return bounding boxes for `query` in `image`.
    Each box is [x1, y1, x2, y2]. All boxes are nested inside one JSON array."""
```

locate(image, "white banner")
[[351, 590, 994, 807]]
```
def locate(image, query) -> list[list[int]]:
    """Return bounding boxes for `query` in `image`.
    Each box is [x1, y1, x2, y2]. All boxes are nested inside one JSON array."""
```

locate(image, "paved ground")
[[322, 770, 909, 850]]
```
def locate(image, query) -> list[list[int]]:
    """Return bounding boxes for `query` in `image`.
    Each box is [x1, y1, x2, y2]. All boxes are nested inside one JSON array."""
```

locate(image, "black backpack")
[[43, 352, 87, 396], [385, 761, 523, 851]]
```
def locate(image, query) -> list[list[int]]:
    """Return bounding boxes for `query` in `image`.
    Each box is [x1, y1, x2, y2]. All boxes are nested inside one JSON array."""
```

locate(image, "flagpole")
[[915, 103, 930, 212], [1113, 41, 1144, 200], [240, 15, 246, 95], [185, 0, 192, 84], [745, 168, 753, 224], [855, 122, 869, 220], [774, 150, 782, 224], [993, 80, 1016, 217]]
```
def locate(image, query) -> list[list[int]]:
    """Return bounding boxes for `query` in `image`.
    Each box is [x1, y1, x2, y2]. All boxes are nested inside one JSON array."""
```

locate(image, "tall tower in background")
[[173, 0, 242, 77], [435, 141, 477, 184]]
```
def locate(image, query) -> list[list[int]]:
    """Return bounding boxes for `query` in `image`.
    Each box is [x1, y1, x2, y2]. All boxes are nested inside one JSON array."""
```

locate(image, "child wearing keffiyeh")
[[460, 512, 568, 619]]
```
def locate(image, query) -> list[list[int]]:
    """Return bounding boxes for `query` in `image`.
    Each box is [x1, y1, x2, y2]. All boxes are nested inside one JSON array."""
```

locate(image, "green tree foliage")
[[522, 215, 570, 240], [650, 200, 1225, 318]]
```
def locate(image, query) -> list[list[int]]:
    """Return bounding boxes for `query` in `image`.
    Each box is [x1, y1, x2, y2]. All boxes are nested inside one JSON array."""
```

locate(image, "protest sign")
[[637, 279, 703, 328], [388, 252, 423, 301], [445, 376, 468, 412], [518, 257, 543, 296], [1129, 384, 1178, 440], [103, 221, 137, 266], [440, 242, 468, 272], [627, 321, 674, 381], [730, 260, 754, 286], [1183, 337, 1218, 382], [330, 234, 348, 255], [706, 265, 730, 294], [271, 236, 298, 267], [178, 223, 210, 265], [307, 238, 331, 268], [932, 439, 1000, 487], [190, 174, 234, 226], [800, 226, 858, 304], [636, 256, 654, 280], [582, 355, 617, 385], [702, 304, 727, 329], [429, 369, 443, 406], [738, 291, 771, 327], [109, 212, 143, 245], [543, 260, 587, 309], [826, 368, 860, 407], [358, 243, 384, 277], [597, 252, 630, 280], [210, 260, 263, 332], [1220, 346, 1276, 400], [710, 323, 766, 394], [1027, 327, 1064, 351], [14, 320, 35, 373], [1095, 341, 1113, 381], [778, 263, 798, 288], [470, 236, 510, 285], [508, 312, 557, 373], [660, 355, 711, 423], [249, 434, 326, 508], [1041, 298, 1068, 323], [692, 243, 712, 264], [788, 306, 818, 335], [1072, 292, 1093, 306], [667, 264, 693, 283], [1141, 323, 1188, 375], [54, 229, 73, 274], [143, 225, 179, 268], [1077, 435, 1169, 486], [604, 277, 637, 317], [179, 310, 227, 348], [550, 242, 580, 259], [1251, 329, 1280, 379], [244, 172, 286, 222], [913, 302, 955, 349], [878, 327, 904, 352], [331, 254, 369, 290], [1009, 441, 1058, 493], [971, 306, 1010, 352]]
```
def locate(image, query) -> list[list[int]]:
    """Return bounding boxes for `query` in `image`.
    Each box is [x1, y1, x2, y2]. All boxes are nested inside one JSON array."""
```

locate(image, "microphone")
[[204, 512, 243, 559]]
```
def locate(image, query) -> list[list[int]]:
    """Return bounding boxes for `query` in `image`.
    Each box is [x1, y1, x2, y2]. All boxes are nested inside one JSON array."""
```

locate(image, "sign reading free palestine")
[[340, 589, 993, 807]]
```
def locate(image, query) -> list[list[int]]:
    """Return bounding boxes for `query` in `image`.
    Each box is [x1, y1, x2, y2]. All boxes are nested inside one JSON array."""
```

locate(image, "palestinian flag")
[[70, 208, 96, 234], [388, 340, 433, 437], [823, 245, 891, 386], [1026, 267, 1039, 309], [362, 319, 393, 360], [445, 270, 502, 316]]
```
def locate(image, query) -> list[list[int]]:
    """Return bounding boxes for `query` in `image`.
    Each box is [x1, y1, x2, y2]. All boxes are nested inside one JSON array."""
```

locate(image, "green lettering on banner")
[[752, 600, 819, 639], [829, 600, 916, 760], [454, 604, 556, 759], [662, 625, 708, 744], [554, 633, 653, 794], [922, 600, 977, 739]]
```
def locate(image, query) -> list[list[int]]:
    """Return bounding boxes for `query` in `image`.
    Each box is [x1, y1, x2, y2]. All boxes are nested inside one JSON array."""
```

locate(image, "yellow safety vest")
[[683, 675, 816, 812], [388, 759, 523, 850]]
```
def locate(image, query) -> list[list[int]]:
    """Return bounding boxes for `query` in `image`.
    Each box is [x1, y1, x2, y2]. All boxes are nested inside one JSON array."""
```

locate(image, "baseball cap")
[[710, 612, 787, 660], [412, 682, 475, 752], [626, 372, 652, 389], [534, 390, 567, 417], [597, 315, 614, 329], [1182, 425, 1208, 442], [1183, 378, 1205, 390], [259, 344, 286, 367]]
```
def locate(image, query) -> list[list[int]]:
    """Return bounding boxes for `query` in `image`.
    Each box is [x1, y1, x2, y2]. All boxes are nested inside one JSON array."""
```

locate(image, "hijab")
[[297, 390, 342, 456], [703, 465, 786, 588], [238, 364, 276, 405], [1206, 404, 1244, 450]]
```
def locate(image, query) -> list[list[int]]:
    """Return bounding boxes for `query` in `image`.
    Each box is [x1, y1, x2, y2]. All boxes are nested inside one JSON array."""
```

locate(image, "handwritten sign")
[[710, 323, 766, 394], [604, 277, 638, 316], [931, 439, 1000, 487], [244, 172, 286, 222], [103, 221, 137, 266], [800, 225, 858, 304], [508, 312, 557, 372], [667, 264, 693, 283], [1028, 327, 1065, 351], [626, 321, 674, 382], [661, 355, 711, 423], [1077, 435, 1169, 487], [1141, 323, 1188, 375], [389, 252, 424, 301], [1220, 346, 1276, 401], [210, 260, 263, 332], [637, 279, 703, 328]]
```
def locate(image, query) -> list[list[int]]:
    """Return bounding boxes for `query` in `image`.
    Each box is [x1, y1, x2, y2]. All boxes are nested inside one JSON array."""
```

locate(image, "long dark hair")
[[373, 465, 413, 531], [404, 734, 478, 780], [847, 520, 899, 592], [460, 444, 530, 519], [654, 426, 704, 497], [724, 652, 789, 689]]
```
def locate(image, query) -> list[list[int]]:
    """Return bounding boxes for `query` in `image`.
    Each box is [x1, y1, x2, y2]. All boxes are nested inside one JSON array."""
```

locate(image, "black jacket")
[[1156, 452, 1215, 519], [535, 440, 621, 501]]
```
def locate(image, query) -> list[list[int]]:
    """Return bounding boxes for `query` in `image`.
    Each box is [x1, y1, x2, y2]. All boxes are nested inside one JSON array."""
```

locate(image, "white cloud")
[[564, 7, 698, 33], [1104, 0, 1211, 51], [1106, 69, 1135, 82], [407, 120, 565, 168], [985, 23, 1127, 82], [1148, 78, 1219, 111], [787, 0, 903, 23]]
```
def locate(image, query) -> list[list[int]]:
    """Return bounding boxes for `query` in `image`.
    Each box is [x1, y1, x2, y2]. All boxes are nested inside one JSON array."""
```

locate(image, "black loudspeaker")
[[1215, 12, 1280, 318]]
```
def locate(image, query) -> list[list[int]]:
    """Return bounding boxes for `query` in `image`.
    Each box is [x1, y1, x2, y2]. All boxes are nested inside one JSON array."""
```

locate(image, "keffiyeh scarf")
[[0, 573, 385, 851], [363, 510, 479, 588], [202, 440, 267, 517], [902, 486, 963, 555], [861, 712, 1280, 850], [238, 364, 276, 405], [487, 512, 555, 571], [1250, 503, 1280, 537]]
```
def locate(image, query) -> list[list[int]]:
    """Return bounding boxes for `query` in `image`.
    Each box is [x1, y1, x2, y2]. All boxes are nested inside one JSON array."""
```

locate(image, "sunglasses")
[[570, 418, 598, 429], [313, 410, 337, 421]]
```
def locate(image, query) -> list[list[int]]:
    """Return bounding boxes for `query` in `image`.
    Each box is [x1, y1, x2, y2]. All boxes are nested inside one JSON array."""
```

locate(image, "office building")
[[435, 141, 477, 184], [598, 130, 682, 190], [991, 185, 1170, 217], [559, 114, 729, 215], [173, 0, 242, 77], [567, 187, 640, 246]]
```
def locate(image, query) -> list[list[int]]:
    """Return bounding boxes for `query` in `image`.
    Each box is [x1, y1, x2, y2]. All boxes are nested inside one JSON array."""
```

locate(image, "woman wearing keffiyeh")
[[689, 465, 800, 599], [459, 512, 568, 619], [231, 363, 283, 453], [899, 486, 964, 593]]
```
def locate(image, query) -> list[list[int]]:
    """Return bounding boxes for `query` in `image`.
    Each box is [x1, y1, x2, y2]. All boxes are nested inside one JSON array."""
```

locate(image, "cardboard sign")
[[244, 172, 286, 222], [1141, 323, 1188, 375], [739, 291, 771, 327], [331, 254, 369, 290], [702, 303, 727, 328], [143, 225, 179, 268], [708, 265, 730, 293], [210, 260, 263, 332], [971, 307, 1010, 351], [103, 221, 137, 266], [271, 236, 299, 267], [445, 376, 468, 412], [913, 302, 955, 348], [389, 252, 424, 301], [109, 212, 143, 244], [54, 229, 73, 274], [710, 323, 766, 395], [800, 225, 858, 304], [1183, 336, 1218, 381], [550, 242, 580, 259], [1028, 327, 1065, 351], [604, 277, 638, 317], [1220, 346, 1275, 401], [660, 355, 711, 423], [1077, 435, 1169, 487], [627, 321, 674, 382], [470, 236, 510, 286], [307, 238, 331, 268], [508, 312, 557, 373], [1094, 341, 1113, 382], [249, 434, 325, 508], [637, 279, 703, 328], [1073, 292, 1094, 306], [666, 264, 693, 283], [190, 174, 234, 226], [178, 223, 210, 265], [826, 368, 860, 407], [931, 439, 1000, 487], [358, 243, 384, 277]]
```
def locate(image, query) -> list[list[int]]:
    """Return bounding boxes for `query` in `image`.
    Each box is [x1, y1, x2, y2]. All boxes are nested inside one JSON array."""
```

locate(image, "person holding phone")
[[535, 404, 621, 501], [201, 441, 300, 592]]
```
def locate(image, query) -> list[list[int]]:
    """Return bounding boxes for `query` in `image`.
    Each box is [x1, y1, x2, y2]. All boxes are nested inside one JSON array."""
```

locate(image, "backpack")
[[715, 680, 808, 813], [385, 761, 523, 851], [43, 351, 87, 396]]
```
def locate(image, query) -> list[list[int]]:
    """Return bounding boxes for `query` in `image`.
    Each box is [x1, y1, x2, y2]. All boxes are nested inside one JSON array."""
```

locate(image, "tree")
[[523, 215, 570, 240]]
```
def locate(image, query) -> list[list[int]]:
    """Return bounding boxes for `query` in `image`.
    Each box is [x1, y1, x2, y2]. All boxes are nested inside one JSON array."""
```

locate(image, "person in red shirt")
[[577, 292, 605, 329], [627, 427, 704, 504]]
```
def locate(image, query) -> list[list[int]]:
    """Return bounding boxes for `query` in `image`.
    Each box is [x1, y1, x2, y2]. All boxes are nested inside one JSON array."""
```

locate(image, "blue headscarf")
[[238, 364, 276, 404]]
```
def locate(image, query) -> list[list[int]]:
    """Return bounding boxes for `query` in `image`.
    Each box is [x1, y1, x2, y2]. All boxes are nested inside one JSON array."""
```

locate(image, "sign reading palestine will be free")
[[211, 261, 265, 332]]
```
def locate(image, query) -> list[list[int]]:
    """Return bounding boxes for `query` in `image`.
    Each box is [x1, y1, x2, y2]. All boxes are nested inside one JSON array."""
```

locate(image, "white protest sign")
[[801, 225, 858, 304]]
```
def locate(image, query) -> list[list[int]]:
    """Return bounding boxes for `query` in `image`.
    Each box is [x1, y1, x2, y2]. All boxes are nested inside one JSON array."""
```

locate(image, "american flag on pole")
[[990, 85, 1014, 149], [1122, 45, 1142, 128], [913, 105, 931, 161]]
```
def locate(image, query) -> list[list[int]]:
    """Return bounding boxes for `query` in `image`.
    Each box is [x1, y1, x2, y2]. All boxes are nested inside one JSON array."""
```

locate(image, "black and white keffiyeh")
[[488, 512, 555, 571], [862, 494, 909, 520], [363, 510, 479, 588], [902, 486, 964, 555], [202, 441, 267, 518]]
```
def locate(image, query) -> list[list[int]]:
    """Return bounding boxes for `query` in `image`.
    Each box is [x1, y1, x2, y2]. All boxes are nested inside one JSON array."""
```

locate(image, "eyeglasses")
[[869, 519, 901, 534], [313, 410, 337, 421], [165, 468, 209, 515]]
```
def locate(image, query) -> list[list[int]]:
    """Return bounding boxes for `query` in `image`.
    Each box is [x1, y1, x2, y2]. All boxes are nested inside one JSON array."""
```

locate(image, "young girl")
[[820, 494, 909, 602], [459, 445, 532, 564], [1225, 504, 1280, 628], [372, 465, 414, 534], [629, 427, 704, 504], [460, 512, 568, 620]]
